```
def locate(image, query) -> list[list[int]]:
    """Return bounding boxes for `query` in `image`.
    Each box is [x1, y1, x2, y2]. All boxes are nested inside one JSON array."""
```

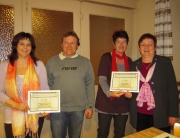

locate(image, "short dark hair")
[[62, 31, 80, 46], [138, 33, 157, 47], [8, 32, 38, 66], [112, 30, 129, 44]]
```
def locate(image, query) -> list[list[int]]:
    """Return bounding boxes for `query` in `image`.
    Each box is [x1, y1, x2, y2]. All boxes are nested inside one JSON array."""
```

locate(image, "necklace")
[[142, 62, 152, 70]]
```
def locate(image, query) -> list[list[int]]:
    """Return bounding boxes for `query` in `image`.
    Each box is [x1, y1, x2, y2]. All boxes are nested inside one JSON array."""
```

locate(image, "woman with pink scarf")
[[130, 33, 179, 133]]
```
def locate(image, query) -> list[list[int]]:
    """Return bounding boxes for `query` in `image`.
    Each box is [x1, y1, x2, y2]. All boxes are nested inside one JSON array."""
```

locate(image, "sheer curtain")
[[155, 0, 173, 60]]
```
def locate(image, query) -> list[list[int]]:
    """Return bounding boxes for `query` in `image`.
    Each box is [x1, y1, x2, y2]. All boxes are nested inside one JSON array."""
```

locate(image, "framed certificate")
[[110, 71, 140, 92], [28, 90, 60, 114]]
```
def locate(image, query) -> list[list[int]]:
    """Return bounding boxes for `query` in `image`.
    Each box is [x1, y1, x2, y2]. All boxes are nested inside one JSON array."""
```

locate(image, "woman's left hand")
[[168, 117, 178, 126], [124, 91, 132, 98]]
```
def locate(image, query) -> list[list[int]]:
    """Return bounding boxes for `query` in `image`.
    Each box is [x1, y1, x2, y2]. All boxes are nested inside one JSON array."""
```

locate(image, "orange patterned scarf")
[[5, 56, 40, 138]]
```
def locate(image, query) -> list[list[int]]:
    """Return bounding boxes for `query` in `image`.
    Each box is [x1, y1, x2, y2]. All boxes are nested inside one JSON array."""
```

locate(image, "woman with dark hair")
[[0, 32, 49, 138], [130, 33, 179, 133], [9, 32, 38, 65], [95, 30, 132, 138]]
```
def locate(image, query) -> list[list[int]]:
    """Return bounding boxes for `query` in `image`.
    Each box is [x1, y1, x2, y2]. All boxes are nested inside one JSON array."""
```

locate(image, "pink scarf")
[[136, 63, 156, 110]]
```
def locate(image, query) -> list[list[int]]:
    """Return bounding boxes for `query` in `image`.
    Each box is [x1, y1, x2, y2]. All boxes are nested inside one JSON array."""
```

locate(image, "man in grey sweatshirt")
[[46, 31, 95, 138]]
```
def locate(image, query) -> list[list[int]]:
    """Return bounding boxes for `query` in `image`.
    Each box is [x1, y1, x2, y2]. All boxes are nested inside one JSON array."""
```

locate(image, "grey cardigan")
[[130, 55, 179, 128]]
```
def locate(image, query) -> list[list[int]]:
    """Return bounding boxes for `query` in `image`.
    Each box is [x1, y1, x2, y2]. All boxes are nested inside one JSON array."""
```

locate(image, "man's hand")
[[40, 112, 49, 118], [169, 117, 178, 126], [85, 109, 93, 119], [44, 114, 50, 120]]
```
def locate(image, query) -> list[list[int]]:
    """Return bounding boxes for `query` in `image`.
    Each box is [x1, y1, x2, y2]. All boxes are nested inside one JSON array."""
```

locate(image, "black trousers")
[[97, 113, 128, 138], [136, 112, 171, 133], [4, 117, 44, 138]]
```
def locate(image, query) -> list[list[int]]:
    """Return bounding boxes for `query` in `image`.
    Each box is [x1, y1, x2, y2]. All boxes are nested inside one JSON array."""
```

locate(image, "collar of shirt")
[[59, 52, 78, 60]]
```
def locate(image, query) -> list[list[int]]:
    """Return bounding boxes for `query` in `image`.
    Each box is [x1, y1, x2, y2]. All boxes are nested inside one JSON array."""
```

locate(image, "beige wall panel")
[[135, 0, 155, 59], [170, 0, 180, 81], [84, 0, 137, 9]]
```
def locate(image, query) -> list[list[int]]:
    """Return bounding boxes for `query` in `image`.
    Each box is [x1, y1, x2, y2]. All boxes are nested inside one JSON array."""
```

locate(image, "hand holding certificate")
[[110, 71, 140, 92], [28, 90, 60, 114], [108, 91, 125, 98], [108, 90, 132, 99]]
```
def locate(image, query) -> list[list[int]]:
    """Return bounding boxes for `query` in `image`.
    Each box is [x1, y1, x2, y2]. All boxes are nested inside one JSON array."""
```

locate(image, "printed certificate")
[[110, 71, 140, 92], [28, 90, 60, 114]]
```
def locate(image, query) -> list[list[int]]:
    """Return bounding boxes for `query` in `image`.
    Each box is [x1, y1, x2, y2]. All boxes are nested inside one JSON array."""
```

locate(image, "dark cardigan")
[[130, 55, 179, 128], [95, 52, 132, 114]]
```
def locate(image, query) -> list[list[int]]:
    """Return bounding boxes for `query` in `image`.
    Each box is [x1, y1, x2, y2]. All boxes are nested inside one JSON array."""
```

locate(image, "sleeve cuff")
[[87, 106, 93, 109]]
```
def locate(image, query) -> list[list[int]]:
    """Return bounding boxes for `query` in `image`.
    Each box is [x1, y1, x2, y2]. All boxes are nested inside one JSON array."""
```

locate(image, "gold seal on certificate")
[[28, 90, 60, 114], [110, 71, 140, 92]]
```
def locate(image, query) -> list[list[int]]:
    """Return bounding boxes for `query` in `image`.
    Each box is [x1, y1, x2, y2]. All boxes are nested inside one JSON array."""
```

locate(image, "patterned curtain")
[[155, 0, 173, 60]]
